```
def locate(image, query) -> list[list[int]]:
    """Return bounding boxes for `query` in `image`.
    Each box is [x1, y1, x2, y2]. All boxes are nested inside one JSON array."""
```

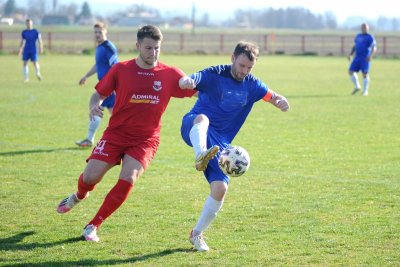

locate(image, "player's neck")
[[135, 57, 157, 69]]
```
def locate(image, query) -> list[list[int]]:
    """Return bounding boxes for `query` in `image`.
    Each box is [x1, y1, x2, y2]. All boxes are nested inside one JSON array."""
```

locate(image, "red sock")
[[89, 179, 133, 227], [76, 174, 96, 200]]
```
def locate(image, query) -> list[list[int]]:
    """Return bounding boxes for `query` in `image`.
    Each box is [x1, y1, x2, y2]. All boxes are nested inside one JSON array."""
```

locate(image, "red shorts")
[[87, 135, 160, 170]]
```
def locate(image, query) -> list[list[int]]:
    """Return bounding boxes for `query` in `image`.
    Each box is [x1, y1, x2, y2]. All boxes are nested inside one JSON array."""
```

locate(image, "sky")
[[17, 0, 399, 23]]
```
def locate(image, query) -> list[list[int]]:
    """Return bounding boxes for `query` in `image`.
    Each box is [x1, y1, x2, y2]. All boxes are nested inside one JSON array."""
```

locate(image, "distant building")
[[115, 12, 163, 27], [75, 15, 97, 26], [0, 17, 14, 26], [42, 15, 70, 25]]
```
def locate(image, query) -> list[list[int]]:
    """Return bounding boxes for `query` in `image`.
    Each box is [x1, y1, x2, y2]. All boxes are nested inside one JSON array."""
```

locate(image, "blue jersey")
[[354, 33, 376, 58], [188, 64, 270, 144], [96, 40, 118, 80], [21, 29, 40, 53]]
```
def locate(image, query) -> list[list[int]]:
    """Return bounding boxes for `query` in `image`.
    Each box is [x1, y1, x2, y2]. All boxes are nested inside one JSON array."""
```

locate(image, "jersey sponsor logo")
[[137, 71, 155, 76], [93, 140, 109, 157], [153, 81, 162, 91], [130, 94, 160, 104]]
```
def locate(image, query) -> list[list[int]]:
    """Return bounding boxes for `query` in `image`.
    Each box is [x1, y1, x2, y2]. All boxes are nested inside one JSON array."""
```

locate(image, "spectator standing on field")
[[56, 25, 196, 242], [348, 23, 377, 96], [76, 22, 118, 148], [18, 19, 43, 82], [179, 41, 290, 251]]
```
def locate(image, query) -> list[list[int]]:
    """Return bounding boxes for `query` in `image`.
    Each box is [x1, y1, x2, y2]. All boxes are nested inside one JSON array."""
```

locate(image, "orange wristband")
[[263, 90, 275, 101]]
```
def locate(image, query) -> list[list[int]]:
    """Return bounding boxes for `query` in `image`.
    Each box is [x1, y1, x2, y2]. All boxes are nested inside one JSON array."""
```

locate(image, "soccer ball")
[[218, 145, 250, 177]]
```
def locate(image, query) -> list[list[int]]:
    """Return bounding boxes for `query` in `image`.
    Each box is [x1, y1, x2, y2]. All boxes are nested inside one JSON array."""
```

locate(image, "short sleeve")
[[95, 63, 118, 97]]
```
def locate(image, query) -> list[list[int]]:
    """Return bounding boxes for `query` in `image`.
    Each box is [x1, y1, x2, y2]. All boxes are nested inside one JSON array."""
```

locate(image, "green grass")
[[0, 54, 399, 266]]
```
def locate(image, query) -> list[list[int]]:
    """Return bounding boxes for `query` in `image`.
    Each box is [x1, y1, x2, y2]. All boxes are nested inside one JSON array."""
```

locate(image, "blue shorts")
[[349, 57, 370, 74], [181, 113, 230, 184], [22, 51, 38, 62], [101, 92, 115, 109]]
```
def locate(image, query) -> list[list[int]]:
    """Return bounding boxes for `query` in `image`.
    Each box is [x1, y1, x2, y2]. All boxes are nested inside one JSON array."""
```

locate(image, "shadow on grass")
[[0, 147, 86, 156], [1, 231, 194, 266], [0, 231, 83, 251]]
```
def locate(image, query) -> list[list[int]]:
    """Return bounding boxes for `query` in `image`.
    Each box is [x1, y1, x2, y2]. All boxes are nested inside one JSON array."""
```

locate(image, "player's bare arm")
[[348, 46, 356, 61], [38, 36, 44, 54], [18, 40, 25, 56], [79, 64, 97, 85], [268, 93, 290, 112]]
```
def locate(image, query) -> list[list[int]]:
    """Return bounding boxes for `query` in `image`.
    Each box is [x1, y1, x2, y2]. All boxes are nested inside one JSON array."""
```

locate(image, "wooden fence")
[[1, 31, 399, 57]]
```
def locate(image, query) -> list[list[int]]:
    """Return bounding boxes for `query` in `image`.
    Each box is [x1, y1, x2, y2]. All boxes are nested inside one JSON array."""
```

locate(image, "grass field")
[[0, 53, 399, 266]]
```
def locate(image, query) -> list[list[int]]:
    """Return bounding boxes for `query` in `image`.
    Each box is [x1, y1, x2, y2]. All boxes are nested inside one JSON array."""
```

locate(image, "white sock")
[[193, 196, 223, 235], [23, 66, 29, 80], [87, 115, 101, 142], [189, 120, 209, 159], [35, 66, 41, 76], [363, 76, 370, 93], [350, 73, 361, 89]]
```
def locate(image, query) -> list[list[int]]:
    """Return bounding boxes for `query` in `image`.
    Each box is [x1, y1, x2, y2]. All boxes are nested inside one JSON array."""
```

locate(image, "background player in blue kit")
[[76, 22, 118, 147], [18, 19, 43, 82], [179, 41, 290, 251], [348, 23, 377, 96]]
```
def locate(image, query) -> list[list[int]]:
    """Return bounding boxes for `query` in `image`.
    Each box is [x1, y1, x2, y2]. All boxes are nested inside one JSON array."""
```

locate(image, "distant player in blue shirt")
[[179, 41, 290, 251], [348, 23, 377, 96], [18, 19, 43, 82], [76, 22, 118, 147]]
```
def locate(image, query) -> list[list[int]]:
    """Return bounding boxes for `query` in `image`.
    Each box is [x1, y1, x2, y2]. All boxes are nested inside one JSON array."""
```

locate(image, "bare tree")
[[27, 0, 47, 19]]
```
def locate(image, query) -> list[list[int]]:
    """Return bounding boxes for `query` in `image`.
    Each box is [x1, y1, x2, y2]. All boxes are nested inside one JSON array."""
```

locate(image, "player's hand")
[[179, 76, 195, 89], [79, 77, 87, 85], [348, 54, 352, 61], [90, 105, 104, 120], [272, 94, 290, 112]]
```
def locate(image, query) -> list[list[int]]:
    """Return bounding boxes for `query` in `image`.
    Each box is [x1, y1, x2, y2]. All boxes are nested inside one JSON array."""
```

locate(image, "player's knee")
[[194, 114, 209, 125], [210, 182, 228, 201], [82, 173, 101, 185]]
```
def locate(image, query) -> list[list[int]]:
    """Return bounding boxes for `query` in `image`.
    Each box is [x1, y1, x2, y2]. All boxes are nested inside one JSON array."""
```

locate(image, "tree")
[[4, 0, 16, 16], [27, 0, 47, 19], [80, 1, 91, 18], [58, 3, 78, 19]]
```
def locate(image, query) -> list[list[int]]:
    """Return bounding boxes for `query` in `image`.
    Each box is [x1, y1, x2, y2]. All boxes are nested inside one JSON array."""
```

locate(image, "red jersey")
[[95, 59, 195, 145]]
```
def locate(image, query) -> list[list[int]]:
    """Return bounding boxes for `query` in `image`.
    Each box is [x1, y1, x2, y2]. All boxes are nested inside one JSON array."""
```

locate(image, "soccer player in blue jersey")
[[76, 22, 118, 147], [179, 41, 290, 251], [18, 19, 43, 82], [348, 23, 377, 96]]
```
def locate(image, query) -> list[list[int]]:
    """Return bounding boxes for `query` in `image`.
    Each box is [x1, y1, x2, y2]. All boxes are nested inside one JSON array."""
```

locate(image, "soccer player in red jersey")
[[56, 25, 196, 242]]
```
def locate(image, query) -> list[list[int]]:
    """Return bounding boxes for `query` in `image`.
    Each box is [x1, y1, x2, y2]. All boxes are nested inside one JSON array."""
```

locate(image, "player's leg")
[[22, 59, 29, 82], [361, 61, 371, 96], [349, 59, 361, 94], [76, 94, 114, 147], [349, 71, 361, 94], [56, 159, 113, 214], [32, 58, 42, 80], [183, 114, 219, 171], [83, 154, 144, 242], [190, 179, 228, 252], [362, 73, 370, 96]]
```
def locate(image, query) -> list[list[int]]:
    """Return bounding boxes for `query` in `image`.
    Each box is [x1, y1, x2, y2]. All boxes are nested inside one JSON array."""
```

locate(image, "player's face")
[[26, 20, 33, 29], [230, 54, 256, 81], [137, 37, 161, 68], [94, 27, 107, 44], [361, 24, 369, 34]]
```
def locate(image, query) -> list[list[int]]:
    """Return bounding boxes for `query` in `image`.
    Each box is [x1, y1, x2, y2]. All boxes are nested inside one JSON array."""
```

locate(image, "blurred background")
[[1, 0, 399, 56]]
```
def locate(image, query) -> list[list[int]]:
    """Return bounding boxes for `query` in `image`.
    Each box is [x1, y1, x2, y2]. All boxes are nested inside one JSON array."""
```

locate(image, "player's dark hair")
[[137, 25, 163, 42], [94, 22, 106, 30], [233, 41, 259, 61]]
